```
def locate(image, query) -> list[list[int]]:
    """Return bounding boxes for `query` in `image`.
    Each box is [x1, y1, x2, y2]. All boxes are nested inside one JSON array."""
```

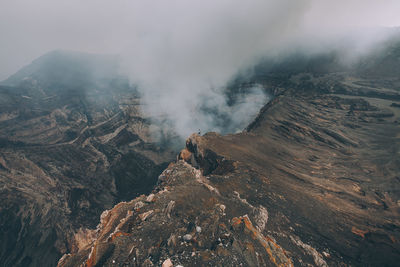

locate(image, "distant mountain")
[[2, 50, 119, 89]]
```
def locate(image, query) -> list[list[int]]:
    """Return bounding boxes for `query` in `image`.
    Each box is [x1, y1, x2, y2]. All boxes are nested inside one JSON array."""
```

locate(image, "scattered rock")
[[183, 234, 193, 242], [134, 201, 145, 210], [254, 206, 268, 232], [146, 194, 155, 203], [322, 251, 330, 258], [164, 200, 175, 218], [215, 204, 226, 215], [167, 234, 177, 247], [139, 210, 154, 221], [162, 258, 173, 267]]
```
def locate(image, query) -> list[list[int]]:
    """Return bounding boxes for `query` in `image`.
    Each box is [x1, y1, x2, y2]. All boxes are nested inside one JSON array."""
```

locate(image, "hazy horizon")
[[1, 0, 400, 80]]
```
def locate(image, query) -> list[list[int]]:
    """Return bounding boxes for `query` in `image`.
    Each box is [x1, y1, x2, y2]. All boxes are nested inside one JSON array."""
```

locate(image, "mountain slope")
[[0, 51, 176, 267], [59, 71, 400, 266]]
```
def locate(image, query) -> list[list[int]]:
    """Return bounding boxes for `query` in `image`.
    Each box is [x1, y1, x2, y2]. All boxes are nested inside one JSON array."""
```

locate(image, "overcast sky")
[[0, 0, 399, 80]]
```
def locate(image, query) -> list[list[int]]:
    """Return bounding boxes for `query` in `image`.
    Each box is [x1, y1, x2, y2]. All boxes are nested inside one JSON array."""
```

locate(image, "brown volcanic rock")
[[60, 78, 400, 266], [0, 93, 174, 266], [0, 52, 177, 266], [177, 148, 192, 162], [59, 161, 295, 267]]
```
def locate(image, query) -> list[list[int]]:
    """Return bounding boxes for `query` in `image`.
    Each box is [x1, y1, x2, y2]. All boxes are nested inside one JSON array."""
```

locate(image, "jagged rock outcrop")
[[59, 160, 295, 267], [59, 72, 400, 266]]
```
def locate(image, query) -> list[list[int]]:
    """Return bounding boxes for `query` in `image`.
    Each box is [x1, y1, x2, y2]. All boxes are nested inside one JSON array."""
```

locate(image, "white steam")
[[120, 0, 308, 138], [117, 0, 398, 138]]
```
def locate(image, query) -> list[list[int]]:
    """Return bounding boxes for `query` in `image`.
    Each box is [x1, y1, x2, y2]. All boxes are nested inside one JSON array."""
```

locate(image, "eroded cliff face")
[[59, 73, 400, 266], [0, 51, 177, 266]]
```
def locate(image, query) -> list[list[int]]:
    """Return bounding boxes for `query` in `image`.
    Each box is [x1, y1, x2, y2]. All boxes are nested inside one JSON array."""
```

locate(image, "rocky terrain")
[[2, 37, 400, 266], [0, 51, 178, 266], [59, 45, 400, 266], [0, 50, 269, 267]]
